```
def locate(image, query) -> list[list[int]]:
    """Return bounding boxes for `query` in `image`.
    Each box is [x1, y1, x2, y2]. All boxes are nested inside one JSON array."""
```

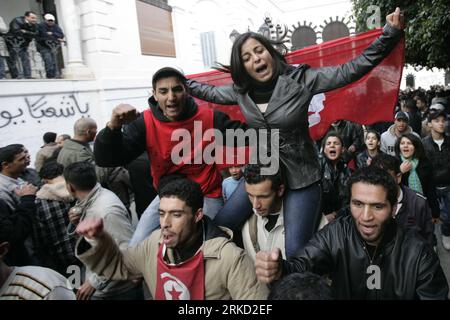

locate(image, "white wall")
[[0, 80, 103, 166], [57, 0, 179, 141], [0, 76, 153, 166], [75, 0, 178, 80]]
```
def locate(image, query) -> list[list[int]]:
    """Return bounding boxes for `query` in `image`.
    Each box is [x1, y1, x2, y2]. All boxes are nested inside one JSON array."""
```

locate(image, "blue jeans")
[[39, 48, 57, 78], [214, 179, 322, 258], [6, 45, 31, 78], [436, 186, 450, 237], [129, 196, 224, 246]]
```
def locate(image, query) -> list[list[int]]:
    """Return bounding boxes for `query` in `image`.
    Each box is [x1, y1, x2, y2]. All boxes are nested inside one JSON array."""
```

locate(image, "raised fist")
[[76, 218, 105, 240], [108, 104, 139, 130], [386, 7, 405, 30]]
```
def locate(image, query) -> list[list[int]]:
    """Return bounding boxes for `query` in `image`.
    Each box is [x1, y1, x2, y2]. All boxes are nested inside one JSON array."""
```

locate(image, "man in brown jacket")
[[75, 178, 268, 300]]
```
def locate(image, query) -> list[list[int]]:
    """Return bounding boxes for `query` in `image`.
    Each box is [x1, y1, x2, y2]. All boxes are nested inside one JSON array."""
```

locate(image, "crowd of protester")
[[1, 79, 449, 300], [1, 7, 450, 300]]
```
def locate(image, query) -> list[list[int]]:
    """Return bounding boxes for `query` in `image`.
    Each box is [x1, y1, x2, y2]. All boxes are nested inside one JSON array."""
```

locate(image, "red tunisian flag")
[[188, 28, 405, 141]]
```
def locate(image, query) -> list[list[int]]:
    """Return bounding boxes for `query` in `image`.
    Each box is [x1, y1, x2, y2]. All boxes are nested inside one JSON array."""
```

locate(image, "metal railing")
[[2, 34, 64, 79]]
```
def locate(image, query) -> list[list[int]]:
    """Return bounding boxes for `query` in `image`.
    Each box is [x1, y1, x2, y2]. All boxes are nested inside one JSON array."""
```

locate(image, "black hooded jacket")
[[7, 16, 37, 47], [319, 155, 352, 215]]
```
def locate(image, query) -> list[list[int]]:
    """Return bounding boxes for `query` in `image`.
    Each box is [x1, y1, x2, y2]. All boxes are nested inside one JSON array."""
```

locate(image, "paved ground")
[[435, 225, 450, 298]]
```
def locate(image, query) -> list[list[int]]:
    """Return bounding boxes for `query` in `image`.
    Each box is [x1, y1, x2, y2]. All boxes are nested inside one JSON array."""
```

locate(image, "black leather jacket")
[[356, 150, 371, 169], [7, 16, 37, 47], [396, 186, 434, 246], [188, 25, 403, 189], [319, 155, 352, 215], [281, 215, 448, 299]]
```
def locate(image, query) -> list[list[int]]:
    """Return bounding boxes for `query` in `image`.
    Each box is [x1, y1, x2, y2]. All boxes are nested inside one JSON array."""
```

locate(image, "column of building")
[[56, 0, 93, 79]]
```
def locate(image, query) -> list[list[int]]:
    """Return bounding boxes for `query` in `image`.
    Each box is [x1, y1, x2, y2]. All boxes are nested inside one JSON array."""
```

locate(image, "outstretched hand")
[[76, 218, 105, 240], [386, 7, 405, 30]]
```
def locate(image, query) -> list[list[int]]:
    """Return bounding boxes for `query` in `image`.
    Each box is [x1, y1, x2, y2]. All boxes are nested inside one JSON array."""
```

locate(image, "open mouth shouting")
[[359, 223, 378, 239], [255, 64, 268, 74], [325, 148, 340, 161], [162, 231, 176, 246], [252, 63, 272, 81], [366, 142, 376, 150], [323, 136, 343, 161], [164, 104, 181, 118], [401, 147, 413, 158]]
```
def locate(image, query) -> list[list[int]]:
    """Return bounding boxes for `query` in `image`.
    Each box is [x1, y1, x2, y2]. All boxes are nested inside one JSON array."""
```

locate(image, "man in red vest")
[[94, 67, 246, 245]]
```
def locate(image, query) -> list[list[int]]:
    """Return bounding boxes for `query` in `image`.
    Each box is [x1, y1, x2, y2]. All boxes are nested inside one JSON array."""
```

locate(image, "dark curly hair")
[[371, 153, 401, 175], [0, 144, 25, 170], [157, 174, 186, 195], [348, 166, 398, 207], [63, 162, 97, 191], [321, 132, 344, 150], [365, 129, 381, 142], [159, 178, 204, 213], [268, 272, 334, 300], [39, 161, 64, 180], [243, 164, 284, 191]]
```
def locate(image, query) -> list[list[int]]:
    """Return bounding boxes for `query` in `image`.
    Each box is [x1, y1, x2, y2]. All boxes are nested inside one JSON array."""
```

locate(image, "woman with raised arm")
[[188, 8, 405, 257]]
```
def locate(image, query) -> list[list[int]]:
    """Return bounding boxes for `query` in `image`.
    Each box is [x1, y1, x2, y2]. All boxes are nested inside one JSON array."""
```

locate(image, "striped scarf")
[[402, 156, 423, 194]]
